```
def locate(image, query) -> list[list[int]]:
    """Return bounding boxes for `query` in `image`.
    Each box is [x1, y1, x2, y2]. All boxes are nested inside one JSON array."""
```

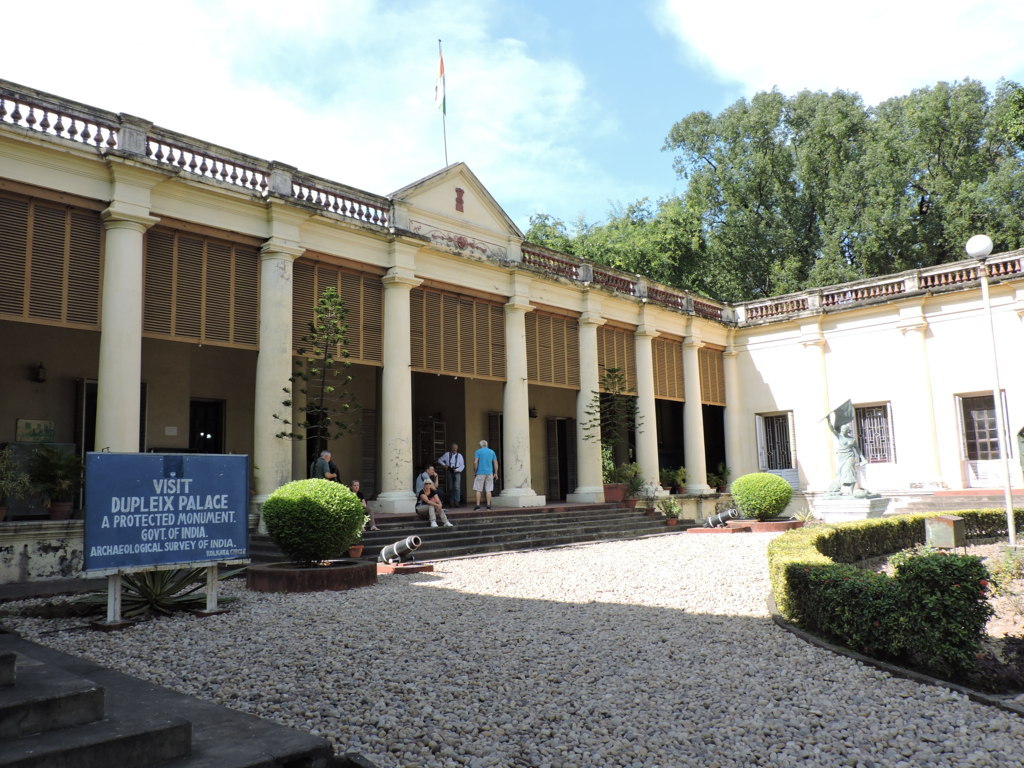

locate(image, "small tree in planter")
[[261, 479, 367, 566], [0, 447, 31, 521], [730, 472, 792, 521], [275, 286, 360, 459], [583, 368, 640, 466], [582, 367, 641, 499]]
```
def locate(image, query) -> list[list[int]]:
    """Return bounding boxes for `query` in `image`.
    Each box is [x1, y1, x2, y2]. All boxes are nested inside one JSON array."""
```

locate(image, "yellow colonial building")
[[1, 78, 1022, 558]]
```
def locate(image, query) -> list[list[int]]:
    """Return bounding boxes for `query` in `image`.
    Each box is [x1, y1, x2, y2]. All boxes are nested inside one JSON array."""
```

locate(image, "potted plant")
[[27, 446, 84, 520], [656, 497, 684, 526], [348, 531, 365, 559], [638, 483, 659, 516], [659, 468, 676, 493], [616, 462, 644, 508], [672, 466, 687, 494], [707, 463, 731, 492], [0, 447, 31, 521]]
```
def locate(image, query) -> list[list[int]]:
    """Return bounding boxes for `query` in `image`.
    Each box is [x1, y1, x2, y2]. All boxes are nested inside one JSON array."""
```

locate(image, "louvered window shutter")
[[597, 326, 637, 394], [0, 194, 102, 329], [525, 311, 579, 389], [0, 196, 29, 317]]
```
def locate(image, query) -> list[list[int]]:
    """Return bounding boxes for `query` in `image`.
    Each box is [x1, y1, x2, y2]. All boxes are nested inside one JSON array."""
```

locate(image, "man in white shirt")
[[437, 442, 465, 507]]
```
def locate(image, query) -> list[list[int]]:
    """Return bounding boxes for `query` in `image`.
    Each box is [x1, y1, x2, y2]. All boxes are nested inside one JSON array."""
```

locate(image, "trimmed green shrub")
[[890, 553, 993, 678], [262, 479, 367, 565], [730, 472, 792, 521], [767, 508, 1020, 681]]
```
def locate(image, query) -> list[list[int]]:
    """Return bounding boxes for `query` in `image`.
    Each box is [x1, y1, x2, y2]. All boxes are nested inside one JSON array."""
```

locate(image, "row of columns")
[[93, 201, 719, 516]]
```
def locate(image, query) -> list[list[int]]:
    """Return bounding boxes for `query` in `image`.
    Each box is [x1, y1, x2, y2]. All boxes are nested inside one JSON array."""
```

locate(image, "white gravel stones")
[[5, 532, 1024, 767]]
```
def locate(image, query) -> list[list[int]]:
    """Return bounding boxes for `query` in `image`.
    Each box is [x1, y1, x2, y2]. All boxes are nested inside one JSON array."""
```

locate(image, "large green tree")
[[529, 80, 1024, 302]]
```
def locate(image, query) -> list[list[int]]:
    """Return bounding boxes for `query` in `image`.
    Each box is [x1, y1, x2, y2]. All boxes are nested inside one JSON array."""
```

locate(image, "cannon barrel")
[[378, 535, 423, 564], [706, 509, 739, 528]]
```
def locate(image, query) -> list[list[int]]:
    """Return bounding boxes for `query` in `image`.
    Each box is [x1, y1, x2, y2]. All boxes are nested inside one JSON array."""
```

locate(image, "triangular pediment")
[[390, 163, 523, 258]]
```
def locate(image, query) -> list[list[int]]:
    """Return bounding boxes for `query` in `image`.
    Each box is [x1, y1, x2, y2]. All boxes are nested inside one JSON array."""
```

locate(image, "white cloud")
[[2, 0, 610, 227], [658, 0, 1024, 105]]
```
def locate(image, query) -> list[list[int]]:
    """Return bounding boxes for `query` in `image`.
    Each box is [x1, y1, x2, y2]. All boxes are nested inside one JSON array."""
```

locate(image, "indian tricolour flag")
[[435, 51, 446, 115]]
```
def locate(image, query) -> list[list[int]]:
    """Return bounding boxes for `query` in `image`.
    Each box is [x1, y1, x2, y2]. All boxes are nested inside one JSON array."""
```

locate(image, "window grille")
[[761, 414, 792, 470], [855, 405, 893, 463], [961, 395, 999, 460]]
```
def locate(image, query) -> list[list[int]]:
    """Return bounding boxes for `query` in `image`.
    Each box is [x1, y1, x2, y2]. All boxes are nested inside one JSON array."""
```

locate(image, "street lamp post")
[[965, 234, 1017, 546]]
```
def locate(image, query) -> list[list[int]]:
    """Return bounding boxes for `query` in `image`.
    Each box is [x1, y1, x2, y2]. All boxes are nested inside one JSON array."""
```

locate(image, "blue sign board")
[[84, 453, 249, 574]]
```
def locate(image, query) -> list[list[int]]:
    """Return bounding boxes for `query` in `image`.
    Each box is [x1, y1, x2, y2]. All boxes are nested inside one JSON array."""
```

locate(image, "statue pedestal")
[[810, 496, 889, 523]]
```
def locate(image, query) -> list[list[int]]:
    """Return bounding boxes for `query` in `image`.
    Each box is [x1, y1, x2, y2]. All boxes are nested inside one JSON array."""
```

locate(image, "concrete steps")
[[250, 504, 685, 563], [0, 633, 362, 767], [893, 492, 1024, 514]]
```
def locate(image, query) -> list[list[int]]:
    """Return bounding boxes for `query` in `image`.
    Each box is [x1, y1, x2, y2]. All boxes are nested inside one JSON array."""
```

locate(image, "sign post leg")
[[91, 573, 131, 631], [205, 565, 218, 613], [107, 573, 122, 623]]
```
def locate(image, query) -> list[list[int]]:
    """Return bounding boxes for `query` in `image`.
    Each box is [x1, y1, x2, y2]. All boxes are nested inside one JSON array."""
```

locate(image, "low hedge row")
[[767, 508, 1023, 679]]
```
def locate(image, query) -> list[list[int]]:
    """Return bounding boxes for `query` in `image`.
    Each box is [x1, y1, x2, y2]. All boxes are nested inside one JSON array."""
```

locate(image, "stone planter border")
[[247, 559, 377, 593]]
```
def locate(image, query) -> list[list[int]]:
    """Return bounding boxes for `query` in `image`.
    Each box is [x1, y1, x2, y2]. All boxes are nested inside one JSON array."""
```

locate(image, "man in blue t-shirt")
[[472, 440, 499, 510]]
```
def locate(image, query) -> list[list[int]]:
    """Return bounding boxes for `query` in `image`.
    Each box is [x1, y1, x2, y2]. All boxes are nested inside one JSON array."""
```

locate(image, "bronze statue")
[[826, 400, 866, 495]]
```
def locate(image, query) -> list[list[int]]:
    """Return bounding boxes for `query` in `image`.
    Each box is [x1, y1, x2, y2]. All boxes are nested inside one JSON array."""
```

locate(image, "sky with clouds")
[[4, 0, 1024, 231]]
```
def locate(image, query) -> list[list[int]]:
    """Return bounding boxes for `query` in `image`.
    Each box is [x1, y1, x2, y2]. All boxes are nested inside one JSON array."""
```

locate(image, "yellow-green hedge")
[[767, 508, 1022, 679]]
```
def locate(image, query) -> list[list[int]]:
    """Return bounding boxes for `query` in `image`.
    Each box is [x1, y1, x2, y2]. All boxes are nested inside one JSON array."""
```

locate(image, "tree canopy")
[[526, 79, 1024, 302]]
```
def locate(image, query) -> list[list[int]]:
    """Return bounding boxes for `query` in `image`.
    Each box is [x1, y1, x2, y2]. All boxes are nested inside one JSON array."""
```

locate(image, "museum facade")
[[1, 77, 1022, 528]]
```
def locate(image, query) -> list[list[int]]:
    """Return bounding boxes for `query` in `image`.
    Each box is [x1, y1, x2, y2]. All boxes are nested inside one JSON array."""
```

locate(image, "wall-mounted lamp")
[[529, 407, 538, 419], [33, 363, 46, 383]]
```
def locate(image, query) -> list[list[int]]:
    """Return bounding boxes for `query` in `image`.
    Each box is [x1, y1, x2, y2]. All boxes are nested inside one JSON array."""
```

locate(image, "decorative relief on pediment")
[[409, 219, 507, 260]]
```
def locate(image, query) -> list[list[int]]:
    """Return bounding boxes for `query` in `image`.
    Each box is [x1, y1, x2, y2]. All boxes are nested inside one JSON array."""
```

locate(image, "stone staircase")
[[250, 503, 683, 563], [0, 632, 370, 767], [890, 490, 1024, 515]]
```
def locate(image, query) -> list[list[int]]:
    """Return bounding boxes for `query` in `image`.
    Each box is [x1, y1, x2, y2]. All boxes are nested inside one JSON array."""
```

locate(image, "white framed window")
[[855, 403, 894, 464], [957, 391, 1012, 488], [957, 392, 1012, 460], [756, 412, 795, 470]]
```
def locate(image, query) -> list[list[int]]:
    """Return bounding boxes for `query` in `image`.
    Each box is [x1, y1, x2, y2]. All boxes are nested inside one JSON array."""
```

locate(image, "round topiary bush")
[[261, 479, 367, 565], [730, 472, 793, 521]]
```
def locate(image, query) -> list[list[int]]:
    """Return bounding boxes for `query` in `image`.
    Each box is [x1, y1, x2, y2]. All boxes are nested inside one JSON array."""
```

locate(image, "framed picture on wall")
[[15, 419, 55, 443]]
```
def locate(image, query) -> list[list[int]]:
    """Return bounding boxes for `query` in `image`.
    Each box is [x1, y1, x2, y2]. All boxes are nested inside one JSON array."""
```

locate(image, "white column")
[[568, 312, 606, 503], [683, 338, 711, 493], [499, 298, 545, 506], [799, 333, 832, 492], [900, 322, 942, 486], [723, 345, 744, 477], [95, 209, 158, 453], [375, 269, 421, 514], [253, 242, 302, 532], [633, 323, 661, 492]]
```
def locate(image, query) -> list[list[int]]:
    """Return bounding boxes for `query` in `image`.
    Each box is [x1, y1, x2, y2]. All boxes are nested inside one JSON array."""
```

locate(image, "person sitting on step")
[[416, 479, 453, 528]]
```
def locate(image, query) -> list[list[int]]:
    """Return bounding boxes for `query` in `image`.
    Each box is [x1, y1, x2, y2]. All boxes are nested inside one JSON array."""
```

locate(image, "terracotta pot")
[[623, 498, 638, 509], [48, 501, 73, 520], [666, 518, 678, 526], [348, 544, 365, 558], [603, 483, 626, 503]]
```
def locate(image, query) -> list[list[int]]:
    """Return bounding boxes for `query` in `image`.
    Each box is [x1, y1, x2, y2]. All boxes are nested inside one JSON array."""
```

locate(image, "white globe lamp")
[[965, 234, 993, 259]]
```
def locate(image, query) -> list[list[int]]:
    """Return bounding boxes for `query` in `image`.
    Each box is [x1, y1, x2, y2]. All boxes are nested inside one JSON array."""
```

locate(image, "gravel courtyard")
[[4, 532, 1023, 768]]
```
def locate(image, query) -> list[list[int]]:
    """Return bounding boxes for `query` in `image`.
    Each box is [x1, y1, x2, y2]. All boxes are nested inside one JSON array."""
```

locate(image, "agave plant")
[[78, 567, 242, 618]]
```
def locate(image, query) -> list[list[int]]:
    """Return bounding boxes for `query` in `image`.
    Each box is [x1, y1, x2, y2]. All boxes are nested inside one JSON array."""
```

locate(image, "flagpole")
[[438, 39, 448, 166]]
